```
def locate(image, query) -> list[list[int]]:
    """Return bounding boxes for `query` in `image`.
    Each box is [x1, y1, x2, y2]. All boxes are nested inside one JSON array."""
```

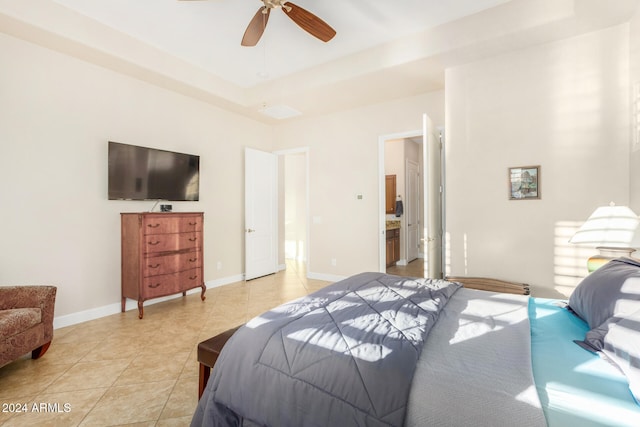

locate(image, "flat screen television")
[[108, 141, 200, 201]]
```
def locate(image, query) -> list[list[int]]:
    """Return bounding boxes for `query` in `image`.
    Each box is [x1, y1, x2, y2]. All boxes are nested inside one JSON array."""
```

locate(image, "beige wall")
[[630, 6, 640, 212], [0, 32, 272, 322], [6, 8, 637, 323], [272, 92, 445, 280], [445, 24, 631, 298], [0, 26, 445, 323]]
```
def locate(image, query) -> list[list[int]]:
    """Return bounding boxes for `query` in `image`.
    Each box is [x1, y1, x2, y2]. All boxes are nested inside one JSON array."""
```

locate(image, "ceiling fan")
[[241, 0, 336, 46], [179, 0, 336, 47]]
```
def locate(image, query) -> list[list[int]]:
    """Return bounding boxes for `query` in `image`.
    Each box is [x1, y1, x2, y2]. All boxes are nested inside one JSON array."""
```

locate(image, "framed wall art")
[[509, 165, 540, 200]]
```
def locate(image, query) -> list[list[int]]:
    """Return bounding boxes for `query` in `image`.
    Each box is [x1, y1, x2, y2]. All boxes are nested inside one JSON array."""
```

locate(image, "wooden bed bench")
[[196, 276, 529, 398], [446, 276, 530, 295], [197, 326, 241, 398]]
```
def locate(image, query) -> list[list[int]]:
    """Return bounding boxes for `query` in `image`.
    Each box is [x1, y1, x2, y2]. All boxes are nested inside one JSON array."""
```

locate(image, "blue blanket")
[[192, 272, 461, 427], [530, 298, 640, 426]]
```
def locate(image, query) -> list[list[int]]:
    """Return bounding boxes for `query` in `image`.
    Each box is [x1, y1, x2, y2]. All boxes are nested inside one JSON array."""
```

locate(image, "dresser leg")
[[200, 284, 206, 301], [121, 297, 126, 313], [137, 301, 144, 319]]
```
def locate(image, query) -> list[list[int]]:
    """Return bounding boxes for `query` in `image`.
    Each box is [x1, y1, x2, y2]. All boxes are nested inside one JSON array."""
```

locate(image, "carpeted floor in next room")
[[0, 261, 330, 426]]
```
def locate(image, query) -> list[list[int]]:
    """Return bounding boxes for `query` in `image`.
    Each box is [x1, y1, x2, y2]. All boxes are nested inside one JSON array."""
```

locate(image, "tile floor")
[[386, 258, 427, 278], [0, 260, 423, 426], [0, 261, 332, 427]]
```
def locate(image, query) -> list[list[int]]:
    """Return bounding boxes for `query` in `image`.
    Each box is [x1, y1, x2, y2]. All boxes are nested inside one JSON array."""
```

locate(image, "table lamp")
[[569, 203, 640, 272]]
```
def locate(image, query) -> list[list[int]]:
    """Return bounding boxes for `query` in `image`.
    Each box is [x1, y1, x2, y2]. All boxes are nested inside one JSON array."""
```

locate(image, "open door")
[[245, 147, 278, 280], [423, 114, 443, 278]]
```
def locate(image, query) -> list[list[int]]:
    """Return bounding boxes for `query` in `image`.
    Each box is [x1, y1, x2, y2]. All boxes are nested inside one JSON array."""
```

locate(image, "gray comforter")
[[191, 272, 461, 427]]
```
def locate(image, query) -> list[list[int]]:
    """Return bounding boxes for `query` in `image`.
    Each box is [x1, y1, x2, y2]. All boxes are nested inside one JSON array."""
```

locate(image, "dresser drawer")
[[143, 250, 202, 277], [144, 232, 201, 253], [143, 215, 203, 235], [142, 268, 202, 299]]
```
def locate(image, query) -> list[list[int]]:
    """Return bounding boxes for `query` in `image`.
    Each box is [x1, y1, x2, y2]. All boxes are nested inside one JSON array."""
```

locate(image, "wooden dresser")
[[120, 212, 206, 319]]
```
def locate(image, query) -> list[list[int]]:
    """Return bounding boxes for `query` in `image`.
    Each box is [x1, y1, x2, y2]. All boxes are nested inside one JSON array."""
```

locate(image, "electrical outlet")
[[216, 261, 222, 270], [331, 258, 337, 267]]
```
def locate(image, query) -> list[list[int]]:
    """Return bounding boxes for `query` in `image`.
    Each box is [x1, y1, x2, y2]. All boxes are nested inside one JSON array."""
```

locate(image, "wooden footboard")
[[445, 276, 530, 295]]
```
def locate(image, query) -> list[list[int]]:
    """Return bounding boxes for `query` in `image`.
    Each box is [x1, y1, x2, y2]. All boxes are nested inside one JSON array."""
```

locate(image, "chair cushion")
[[0, 308, 42, 339]]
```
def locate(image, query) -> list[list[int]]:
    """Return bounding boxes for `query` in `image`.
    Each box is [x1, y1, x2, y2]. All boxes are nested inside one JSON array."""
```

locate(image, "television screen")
[[108, 141, 199, 201]]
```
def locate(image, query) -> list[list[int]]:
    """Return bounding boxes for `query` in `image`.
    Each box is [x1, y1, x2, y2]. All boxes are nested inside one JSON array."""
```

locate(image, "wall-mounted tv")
[[108, 141, 200, 201]]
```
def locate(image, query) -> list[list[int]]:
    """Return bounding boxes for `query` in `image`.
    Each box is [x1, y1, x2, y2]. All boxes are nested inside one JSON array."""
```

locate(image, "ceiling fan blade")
[[282, 2, 336, 42], [242, 7, 270, 47]]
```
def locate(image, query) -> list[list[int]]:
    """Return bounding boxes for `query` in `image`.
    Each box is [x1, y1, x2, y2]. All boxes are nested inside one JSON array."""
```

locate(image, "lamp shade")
[[569, 204, 640, 248]]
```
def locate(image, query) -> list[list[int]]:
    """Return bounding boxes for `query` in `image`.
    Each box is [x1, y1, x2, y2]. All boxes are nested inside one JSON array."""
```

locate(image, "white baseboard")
[[53, 274, 244, 329], [53, 270, 355, 329]]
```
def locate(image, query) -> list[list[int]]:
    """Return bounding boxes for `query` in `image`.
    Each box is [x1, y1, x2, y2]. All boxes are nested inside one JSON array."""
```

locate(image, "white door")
[[406, 159, 420, 262], [245, 147, 278, 280], [423, 114, 443, 278]]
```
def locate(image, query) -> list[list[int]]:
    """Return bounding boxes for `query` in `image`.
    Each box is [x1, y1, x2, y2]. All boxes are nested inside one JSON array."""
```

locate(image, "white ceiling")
[[1, 0, 639, 122], [50, 0, 512, 88]]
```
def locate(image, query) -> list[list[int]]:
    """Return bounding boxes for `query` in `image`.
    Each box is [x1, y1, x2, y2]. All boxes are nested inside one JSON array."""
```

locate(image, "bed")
[[192, 258, 640, 427]]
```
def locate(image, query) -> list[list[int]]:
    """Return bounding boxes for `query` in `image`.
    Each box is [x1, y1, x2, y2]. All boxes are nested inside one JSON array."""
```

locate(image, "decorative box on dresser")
[[121, 212, 206, 319]]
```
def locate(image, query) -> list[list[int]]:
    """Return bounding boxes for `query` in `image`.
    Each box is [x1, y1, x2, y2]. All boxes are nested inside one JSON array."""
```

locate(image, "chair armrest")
[[0, 286, 57, 339]]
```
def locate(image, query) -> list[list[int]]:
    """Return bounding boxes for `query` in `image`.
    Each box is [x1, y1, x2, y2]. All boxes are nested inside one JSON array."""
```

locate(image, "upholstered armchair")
[[0, 285, 57, 367]]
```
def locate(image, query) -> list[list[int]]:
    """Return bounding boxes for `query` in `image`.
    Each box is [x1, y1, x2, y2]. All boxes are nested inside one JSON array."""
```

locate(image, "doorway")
[[277, 147, 309, 278], [378, 115, 444, 279], [244, 147, 309, 280]]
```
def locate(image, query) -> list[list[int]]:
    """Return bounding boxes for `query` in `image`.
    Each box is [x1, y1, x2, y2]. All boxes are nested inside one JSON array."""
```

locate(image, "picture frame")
[[509, 165, 540, 200]]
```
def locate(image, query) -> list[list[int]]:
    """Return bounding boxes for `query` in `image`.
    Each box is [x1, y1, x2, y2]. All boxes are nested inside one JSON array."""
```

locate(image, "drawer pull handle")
[[148, 283, 161, 288], [149, 264, 160, 269], [147, 223, 160, 228], [189, 222, 197, 226], [188, 237, 197, 242], [148, 241, 160, 246], [189, 275, 198, 280], [189, 258, 197, 262]]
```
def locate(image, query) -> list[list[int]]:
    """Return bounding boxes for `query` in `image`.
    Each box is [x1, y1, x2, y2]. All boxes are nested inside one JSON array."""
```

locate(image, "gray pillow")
[[568, 258, 640, 352], [602, 308, 640, 404]]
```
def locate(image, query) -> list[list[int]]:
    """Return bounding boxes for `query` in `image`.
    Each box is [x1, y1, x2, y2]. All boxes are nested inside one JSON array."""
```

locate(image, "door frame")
[[274, 147, 310, 273], [378, 117, 445, 275], [378, 129, 422, 272]]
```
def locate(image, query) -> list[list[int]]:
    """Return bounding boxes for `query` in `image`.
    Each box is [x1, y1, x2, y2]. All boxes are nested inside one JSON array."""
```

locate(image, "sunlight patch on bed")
[[515, 385, 543, 408], [285, 328, 393, 362], [545, 383, 640, 425], [246, 315, 271, 328], [573, 357, 627, 381], [448, 322, 505, 344]]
